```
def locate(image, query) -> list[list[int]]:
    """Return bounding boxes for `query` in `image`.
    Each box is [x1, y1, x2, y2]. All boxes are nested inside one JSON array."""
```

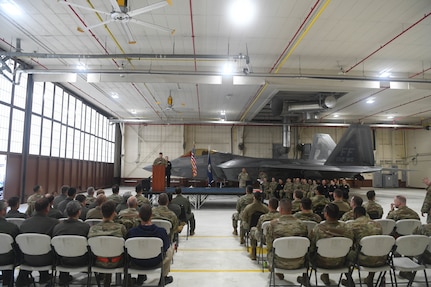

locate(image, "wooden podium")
[[152, 165, 166, 192]]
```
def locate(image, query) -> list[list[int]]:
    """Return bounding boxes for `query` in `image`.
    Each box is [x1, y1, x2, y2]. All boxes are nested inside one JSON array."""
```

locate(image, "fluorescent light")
[[387, 116, 394, 119], [366, 98, 375, 104], [379, 70, 391, 78], [1, 1, 22, 16], [222, 62, 234, 75], [111, 92, 119, 99], [131, 109, 137, 114], [229, 0, 256, 26], [77, 63, 86, 71], [333, 114, 339, 118], [220, 110, 226, 116]]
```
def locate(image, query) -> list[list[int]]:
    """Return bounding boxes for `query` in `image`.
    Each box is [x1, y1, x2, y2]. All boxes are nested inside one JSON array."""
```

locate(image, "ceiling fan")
[[60, 0, 175, 44]]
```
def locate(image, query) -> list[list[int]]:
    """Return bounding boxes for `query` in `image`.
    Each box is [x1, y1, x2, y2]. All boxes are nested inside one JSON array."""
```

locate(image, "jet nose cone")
[[143, 164, 152, 172]]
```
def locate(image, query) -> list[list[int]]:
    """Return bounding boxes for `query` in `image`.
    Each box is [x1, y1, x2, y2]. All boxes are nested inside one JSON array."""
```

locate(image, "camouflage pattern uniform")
[[283, 180, 294, 200], [291, 199, 302, 213], [308, 182, 318, 198], [333, 200, 351, 219], [25, 193, 44, 217], [86, 206, 103, 219], [241, 201, 269, 231], [364, 200, 384, 219], [232, 193, 254, 230], [107, 194, 122, 205], [238, 171, 250, 188], [421, 185, 431, 223], [136, 194, 150, 207], [293, 211, 322, 223], [311, 194, 329, 216], [346, 216, 384, 266], [152, 205, 178, 241], [413, 224, 431, 264], [301, 180, 310, 195], [116, 208, 140, 230], [386, 206, 420, 221], [309, 220, 354, 269], [250, 211, 280, 247], [86, 195, 96, 206], [268, 181, 278, 198], [266, 215, 308, 270], [292, 179, 301, 192], [153, 157, 167, 166], [261, 181, 271, 199], [340, 210, 355, 221]]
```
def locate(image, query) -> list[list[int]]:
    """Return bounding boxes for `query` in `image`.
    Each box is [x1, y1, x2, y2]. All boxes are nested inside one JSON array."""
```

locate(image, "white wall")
[[405, 129, 431, 187]]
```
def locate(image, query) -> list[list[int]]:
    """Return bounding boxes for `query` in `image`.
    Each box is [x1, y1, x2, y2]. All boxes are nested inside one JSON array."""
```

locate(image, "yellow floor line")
[[177, 248, 245, 252], [171, 269, 268, 273]]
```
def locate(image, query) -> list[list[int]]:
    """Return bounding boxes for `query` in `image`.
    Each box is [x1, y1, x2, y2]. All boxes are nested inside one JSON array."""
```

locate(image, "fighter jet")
[[144, 124, 381, 182]]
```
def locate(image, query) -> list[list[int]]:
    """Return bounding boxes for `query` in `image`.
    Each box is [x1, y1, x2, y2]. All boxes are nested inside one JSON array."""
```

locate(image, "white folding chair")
[[152, 219, 172, 235], [88, 236, 125, 287], [395, 219, 422, 236], [0, 233, 17, 287], [5, 217, 25, 227], [311, 237, 353, 286], [15, 233, 54, 286], [302, 220, 318, 235], [355, 235, 395, 287], [51, 235, 90, 287], [391, 235, 430, 287], [374, 219, 396, 235], [258, 221, 271, 269], [124, 237, 165, 287], [84, 218, 103, 226], [269, 237, 311, 287]]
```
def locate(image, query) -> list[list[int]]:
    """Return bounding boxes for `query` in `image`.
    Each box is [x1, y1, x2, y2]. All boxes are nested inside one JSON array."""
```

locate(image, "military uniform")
[[266, 215, 308, 270], [171, 194, 196, 234], [311, 195, 329, 219], [413, 224, 431, 264], [241, 201, 269, 231], [386, 206, 420, 221], [152, 205, 178, 241], [86, 206, 103, 219], [340, 210, 355, 221], [232, 193, 253, 231], [308, 182, 318, 198], [261, 181, 271, 199], [86, 195, 96, 206], [291, 199, 302, 213], [268, 181, 278, 198], [309, 220, 354, 269], [238, 171, 250, 188], [293, 211, 322, 223], [421, 185, 431, 223], [364, 200, 384, 219], [153, 157, 167, 166], [136, 194, 150, 207], [333, 200, 351, 219], [107, 194, 122, 205], [117, 208, 140, 230], [283, 181, 294, 199], [250, 211, 280, 247], [346, 216, 384, 266], [25, 193, 44, 216], [6, 209, 27, 218]]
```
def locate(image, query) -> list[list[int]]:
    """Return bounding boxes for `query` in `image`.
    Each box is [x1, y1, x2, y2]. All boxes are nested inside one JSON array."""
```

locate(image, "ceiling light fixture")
[[131, 109, 137, 115], [222, 62, 234, 75], [1, 0, 22, 16], [333, 114, 339, 118], [229, 0, 256, 26], [220, 110, 226, 116], [366, 98, 375, 104], [111, 92, 119, 99], [387, 116, 394, 119], [379, 70, 391, 78]]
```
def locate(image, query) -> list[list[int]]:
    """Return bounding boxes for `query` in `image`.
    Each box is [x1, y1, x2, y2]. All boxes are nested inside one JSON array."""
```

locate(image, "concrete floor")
[[6, 186, 431, 286]]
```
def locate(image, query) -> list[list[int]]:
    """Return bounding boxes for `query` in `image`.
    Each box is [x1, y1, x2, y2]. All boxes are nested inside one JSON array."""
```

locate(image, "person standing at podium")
[[153, 152, 167, 166]]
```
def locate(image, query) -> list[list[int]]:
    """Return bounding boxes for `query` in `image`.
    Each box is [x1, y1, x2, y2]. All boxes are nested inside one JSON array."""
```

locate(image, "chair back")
[[51, 235, 88, 257], [250, 211, 265, 228], [273, 237, 310, 259], [178, 205, 187, 222], [374, 219, 396, 235], [88, 236, 125, 257], [359, 235, 395, 257], [395, 235, 430, 257], [262, 221, 271, 236], [395, 219, 422, 236], [367, 210, 381, 220], [152, 219, 172, 234], [5, 217, 26, 227], [302, 220, 318, 235], [125, 237, 163, 259], [0, 233, 14, 254], [16, 233, 52, 255], [316, 237, 353, 258], [85, 219, 103, 226]]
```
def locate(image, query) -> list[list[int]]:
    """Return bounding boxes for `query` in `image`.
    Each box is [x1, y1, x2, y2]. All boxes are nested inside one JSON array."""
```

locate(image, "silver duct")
[[282, 117, 291, 154]]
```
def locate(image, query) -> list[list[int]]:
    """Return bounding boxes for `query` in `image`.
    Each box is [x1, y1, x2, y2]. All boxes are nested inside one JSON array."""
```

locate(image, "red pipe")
[[345, 12, 431, 73], [189, 0, 201, 119]]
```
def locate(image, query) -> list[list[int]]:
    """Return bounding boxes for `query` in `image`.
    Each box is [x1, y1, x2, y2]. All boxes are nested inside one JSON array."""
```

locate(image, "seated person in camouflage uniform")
[[85, 186, 96, 207], [294, 197, 322, 223], [232, 185, 254, 240], [291, 190, 303, 213], [249, 197, 279, 260], [308, 203, 354, 286], [135, 183, 150, 207], [282, 178, 293, 200], [86, 194, 107, 219], [25, 184, 45, 217], [115, 191, 132, 213], [363, 190, 383, 219], [107, 184, 122, 206], [241, 192, 269, 248], [332, 189, 351, 219], [266, 199, 308, 281], [117, 196, 140, 230], [171, 187, 196, 236], [386, 195, 420, 221], [345, 206, 383, 287], [311, 188, 329, 220], [152, 193, 179, 242], [88, 201, 127, 287], [340, 196, 364, 221]]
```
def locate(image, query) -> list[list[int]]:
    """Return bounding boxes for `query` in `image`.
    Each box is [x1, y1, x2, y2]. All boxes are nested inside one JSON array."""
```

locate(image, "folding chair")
[[15, 233, 54, 287], [354, 235, 395, 287], [391, 235, 429, 287], [258, 221, 271, 269], [152, 219, 172, 236], [0, 233, 17, 287], [84, 219, 103, 226], [88, 236, 125, 287], [374, 219, 396, 235], [245, 211, 265, 249], [51, 235, 91, 287], [310, 237, 353, 286], [179, 204, 190, 239], [269, 237, 311, 287], [124, 237, 165, 287], [395, 219, 422, 236], [5, 217, 25, 227], [302, 220, 318, 236]]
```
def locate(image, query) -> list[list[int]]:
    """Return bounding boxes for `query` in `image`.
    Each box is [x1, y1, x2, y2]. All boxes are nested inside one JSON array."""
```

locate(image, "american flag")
[[191, 146, 197, 177]]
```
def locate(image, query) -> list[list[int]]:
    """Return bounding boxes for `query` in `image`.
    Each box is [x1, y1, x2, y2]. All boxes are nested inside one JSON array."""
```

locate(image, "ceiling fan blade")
[[127, 1, 169, 17], [109, 0, 122, 12], [121, 23, 136, 44], [129, 18, 175, 35], [58, 0, 110, 16], [78, 19, 113, 32]]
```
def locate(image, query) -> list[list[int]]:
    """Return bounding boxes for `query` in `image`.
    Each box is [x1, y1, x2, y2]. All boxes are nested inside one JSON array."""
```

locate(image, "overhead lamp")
[[366, 98, 375, 104], [0, 0, 22, 16], [387, 116, 394, 119], [379, 70, 391, 78], [111, 92, 119, 99], [333, 114, 339, 118], [77, 63, 86, 71], [131, 109, 137, 115], [220, 110, 226, 116], [222, 62, 234, 75], [229, 0, 256, 26]]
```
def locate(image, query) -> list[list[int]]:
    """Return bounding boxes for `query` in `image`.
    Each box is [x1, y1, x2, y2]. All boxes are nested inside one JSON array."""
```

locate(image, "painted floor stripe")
[[171, 269, 268, 273]]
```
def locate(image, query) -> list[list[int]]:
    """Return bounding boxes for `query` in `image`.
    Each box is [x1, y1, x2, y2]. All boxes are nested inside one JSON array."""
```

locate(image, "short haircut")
[[279, 198, 292, 213], [158, 193, 168, 205], [268, 197, 279, 210], [122, 191, 132, 200], [175, 187, 182, 194], [0, 200, 6, 211], [87, 186, 95, 195], [112, 184, 120, 194], [135, 183, 143, 193], [7, 196, 20, 208], [294, 189, 303, 199], [75, 194, 87, 203], [353, 206, 367, 218], [35, 197, 50, 212], [253, 191, 262, 201], [334, 189, 343, 198], [246, 185, 253, 194], [67, 187, 77, 197], [96, 194, 107, 206], [101, 201, 116, 218], [352, 196, 363, 207], [127, 196, 137, 207], [396, 195, 406, 204], [33, 185, 41, 193], [66, 201, 81, 217], [139, 203, 152, 222], [366, 190, 376, 200], [61, 185, 70, 194], [301, 197, 312, 210], [324, 203, 339, 219], [167, 193, 173, 201], [96, 189, 105, 195], [46, 194, 55, 204]]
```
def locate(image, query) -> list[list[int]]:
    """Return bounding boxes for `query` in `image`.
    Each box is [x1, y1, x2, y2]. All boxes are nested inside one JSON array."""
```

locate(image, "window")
[[13, 74, 27, 109], [43, 82, 54, 118], [41, 118, 52, 156], [51, 122, 61, 157], [62, 93, 69, 124], [68, 96, 75, 127], [0, 73, 12, 104], [75, 99, 82, 129], [53, 87, 63, 121], [73, 129, 81, 159], [66, 127, 74, 159], [29, 115, 41, 155], [9, 109, 25, 153], [0, 104, 11, 152], [32, 82, 44, 115], [59, 124, 66, 158]]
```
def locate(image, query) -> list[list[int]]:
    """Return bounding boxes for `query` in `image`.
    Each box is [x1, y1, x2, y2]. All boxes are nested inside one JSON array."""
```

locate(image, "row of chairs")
[[269, 234, 431, 287], [0, 233, 166, 287], [5, 217, 103, 227]]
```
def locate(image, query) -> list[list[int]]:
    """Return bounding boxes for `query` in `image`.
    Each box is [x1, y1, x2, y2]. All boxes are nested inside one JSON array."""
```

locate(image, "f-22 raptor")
[[145, 124, 381, 182]]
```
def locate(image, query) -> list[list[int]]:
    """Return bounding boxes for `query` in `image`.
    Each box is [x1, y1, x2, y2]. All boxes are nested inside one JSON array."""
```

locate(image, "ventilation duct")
[[281, 117, 290, 154]]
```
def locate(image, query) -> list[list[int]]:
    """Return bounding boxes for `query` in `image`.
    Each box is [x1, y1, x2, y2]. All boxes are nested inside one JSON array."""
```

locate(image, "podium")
[[152, 165, 166, 192]]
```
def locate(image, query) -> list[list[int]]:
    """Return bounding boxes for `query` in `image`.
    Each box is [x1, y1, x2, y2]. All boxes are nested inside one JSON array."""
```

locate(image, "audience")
[[232, 185, 254, 241], [386, 195, 420, 221], [5, 196, 27, 218], [363, 190, 383, 219], [171, 187, 196, 236]]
